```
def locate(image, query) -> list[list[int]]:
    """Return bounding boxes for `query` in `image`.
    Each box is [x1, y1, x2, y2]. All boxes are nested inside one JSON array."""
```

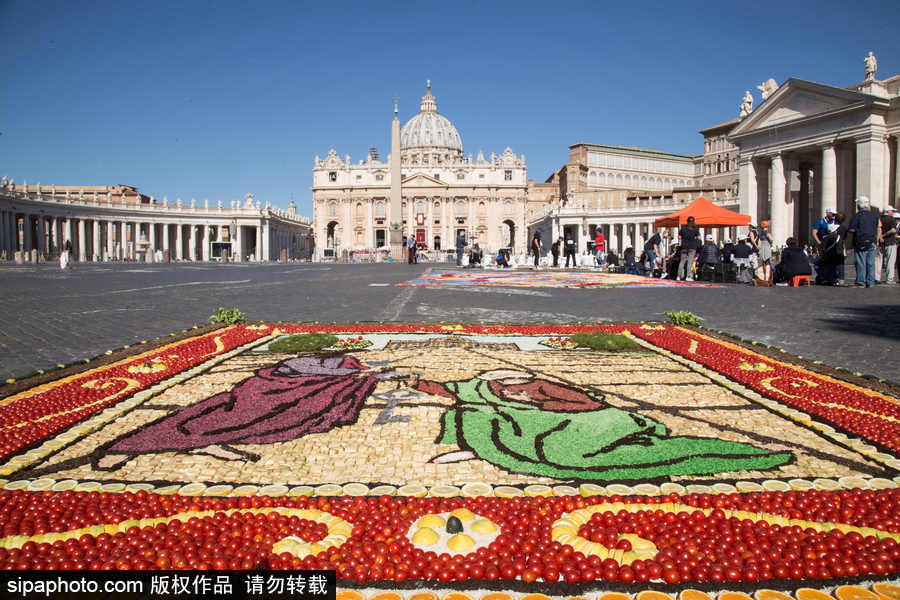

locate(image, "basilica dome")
[[400, 82, 463, 155]]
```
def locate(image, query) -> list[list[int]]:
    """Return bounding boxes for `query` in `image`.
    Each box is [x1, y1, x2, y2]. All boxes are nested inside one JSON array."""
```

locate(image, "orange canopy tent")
[[653, 197, 751, 228]]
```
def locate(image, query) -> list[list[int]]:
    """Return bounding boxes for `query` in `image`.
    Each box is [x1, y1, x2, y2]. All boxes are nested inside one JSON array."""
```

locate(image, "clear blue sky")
[[1, 1, 897, 216]]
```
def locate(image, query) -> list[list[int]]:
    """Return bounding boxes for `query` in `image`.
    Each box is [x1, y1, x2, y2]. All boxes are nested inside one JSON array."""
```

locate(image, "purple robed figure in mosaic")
[[97, 356, 390, 469]]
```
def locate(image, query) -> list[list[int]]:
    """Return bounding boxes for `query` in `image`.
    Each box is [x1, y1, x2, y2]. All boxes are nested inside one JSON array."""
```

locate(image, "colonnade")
[[0, 212, 272, 263]]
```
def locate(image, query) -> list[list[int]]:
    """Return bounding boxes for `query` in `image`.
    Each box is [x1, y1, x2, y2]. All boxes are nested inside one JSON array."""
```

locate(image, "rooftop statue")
[[739, 90, 753, 117], [757, 78, 778, 100], [865, 51, 877, 81]]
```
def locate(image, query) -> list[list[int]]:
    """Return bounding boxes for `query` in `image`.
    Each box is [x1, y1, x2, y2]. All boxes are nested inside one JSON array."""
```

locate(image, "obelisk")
[[389, 98, 403, 260]]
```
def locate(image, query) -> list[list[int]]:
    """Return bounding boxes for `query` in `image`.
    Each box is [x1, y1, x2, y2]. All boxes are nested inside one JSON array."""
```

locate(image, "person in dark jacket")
[[564, 234, 577, 268], [698, 234, 722, 266], [847, 196, 881, 287], [456, 232, 467, 266], [551, 237, 562, 267], [817, 223, 844, 285], [623, 247, 638, 274], [773, 237, 812, 283], [721, 238, 735, 263], [677, 216, 701, 280]]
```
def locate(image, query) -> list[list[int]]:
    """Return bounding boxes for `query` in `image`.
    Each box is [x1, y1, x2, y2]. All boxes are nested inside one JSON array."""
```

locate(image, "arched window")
[[478, 201, 486, 215], [641, 176, 647, 188], [416, 200, 424, 214], [328, 202, 337, 217], [356, 202, 363, 216], [456, 200, 465, 215], [504, 201, 512, 215], [625, 174, 632, 187], [402, 201, 407, 213], [616, 173, 623, 186], [375, 201, 385, 216], [433, 200, 441, 212]]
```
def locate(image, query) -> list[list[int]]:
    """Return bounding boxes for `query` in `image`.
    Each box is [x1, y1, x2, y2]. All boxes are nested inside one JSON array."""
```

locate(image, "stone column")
[[738, 156, 758, 233], [22, 214, 33, 254], [91, 219, 100, 261], [0, 212, 8, 252], [188, 225, 196, 261], [149, 223, 157, 259], [164, 223, 172, 261], [35, 216, 46, 256], [235, 224, 243, 262], [106, 222, 114, 261], [366, 200, 373, 248], [856, 134, 886, 208], [256, 225, 262, 261], [201, 225, 210, 261], [770, 153, 788, 247], [76, 218, 86, 261], [118, 221, 126, 260], [798, 165, 811, 244], [609, 223, 618, 255], [822, 143, 837, 212], [262, 221, 270, 261], [175, 223, 183, 260]]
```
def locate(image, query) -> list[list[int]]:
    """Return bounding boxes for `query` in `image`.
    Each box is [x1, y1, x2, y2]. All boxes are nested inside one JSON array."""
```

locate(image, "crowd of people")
[[515, 195, 899, 287]]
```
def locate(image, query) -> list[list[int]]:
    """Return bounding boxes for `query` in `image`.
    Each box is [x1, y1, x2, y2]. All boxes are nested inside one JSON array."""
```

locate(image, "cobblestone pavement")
[[0, 262, 897, 381]]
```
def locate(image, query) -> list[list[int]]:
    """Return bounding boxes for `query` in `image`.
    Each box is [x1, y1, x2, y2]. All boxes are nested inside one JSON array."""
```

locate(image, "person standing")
[[880, 205, 898, 284], [643, 229, 664, 277], [848, 196, 881, 287], [531, 232, 542, 269], [59, 240, 72, 270], [812, 208, 836, 249], [677, 217, 700, 281], [593, 229, 606, 268], [551, 237, 561, 267], [455, 231, 466, 266], [755, 220, 775, 282], [564, 233, 576, 268]]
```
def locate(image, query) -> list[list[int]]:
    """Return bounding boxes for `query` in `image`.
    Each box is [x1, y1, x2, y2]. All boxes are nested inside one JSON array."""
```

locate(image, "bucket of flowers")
[[539, 336, 578, 350], [329, 336, 373, 350]]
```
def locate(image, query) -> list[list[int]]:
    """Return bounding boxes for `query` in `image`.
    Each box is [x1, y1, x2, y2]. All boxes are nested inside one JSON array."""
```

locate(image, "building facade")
[[527, 143, 745, 256], [311, 83, 528, 260], [0, 180, 313, 263], [731, 62, 900, 246]]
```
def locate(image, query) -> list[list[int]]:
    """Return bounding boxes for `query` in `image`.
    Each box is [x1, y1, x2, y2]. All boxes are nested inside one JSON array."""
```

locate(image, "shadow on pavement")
[[818, 304, 900, 340]]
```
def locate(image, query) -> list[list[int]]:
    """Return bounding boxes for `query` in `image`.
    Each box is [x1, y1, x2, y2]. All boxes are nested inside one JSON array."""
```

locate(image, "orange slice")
[[370, 594, 404, 600], [480, 594, 513, 600], [408, 594, 439, 600], [873, 583, 900, 600], [755, 591, 795, 600], [441, 594, 473, 600], [719, 593, 753, 600], [599, 594, 632, 600], [835, 587, 879, 600], [335, 591, 365, 600], [679, 591, 713, 600], [521, 595, 553, 600], [637, 592, 674, 600], [795, 589, 836, 600]]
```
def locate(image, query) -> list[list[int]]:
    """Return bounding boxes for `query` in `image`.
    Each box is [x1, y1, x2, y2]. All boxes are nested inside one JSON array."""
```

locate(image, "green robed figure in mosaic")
[[416, 369, 791, 481]]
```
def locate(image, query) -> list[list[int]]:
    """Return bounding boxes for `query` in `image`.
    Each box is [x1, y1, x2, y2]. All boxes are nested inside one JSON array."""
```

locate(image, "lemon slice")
[[685, 484, 713, 494], [461, 482, 492, 497], [787, 479, 814, 491], [260, 484, 288, 496], [867, 478, 896, 490], [51, 479, 78, 492], [735, 481, 764, 493], [633, 483, 660, 496], [711, 482, 736, 494], [606, 484, 633, 496], [838, 476, 868, 489], [153, 484, 181, 495], [4, 480, 29, 490], [203, 485, 233, 496], [397, 483, 427, 497], [447, 533, 475, 552], [233, 485, 260, 496], [761, 480, 789, 492], [342, 483, 369, 496], [470, 519, 498, 534], [552, 485, 578, 496], [524, 484, 552, 497], [417, 514, 446, 529], [314, 483, 343, 496], [289, 485, 315, 497], [449, 508, 476, 522], [579, 483, 606, 497], [177, 482, 205, 496], [812, 478, 841, 491], [369, 485, 396, 496], [660, 482, 686, 495], [428, 484, 460, 497], [494, 486, 524, 498], [28, 478, 55, 491], [125, 483, 153, 492], [411, 527, 439, 546]]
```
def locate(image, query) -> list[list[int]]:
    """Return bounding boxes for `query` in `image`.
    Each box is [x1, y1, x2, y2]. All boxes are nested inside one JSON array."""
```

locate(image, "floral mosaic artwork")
[[397, 271, 724, 289], [0, 323, 898, 600]]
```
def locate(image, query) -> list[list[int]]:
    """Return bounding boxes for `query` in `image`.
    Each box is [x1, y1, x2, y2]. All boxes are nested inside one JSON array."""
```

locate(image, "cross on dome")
[[420, 80, 438, 113]]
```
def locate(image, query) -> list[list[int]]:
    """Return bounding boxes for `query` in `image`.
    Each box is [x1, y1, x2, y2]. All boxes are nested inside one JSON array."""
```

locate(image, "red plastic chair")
[[791, 275, 811, 287]]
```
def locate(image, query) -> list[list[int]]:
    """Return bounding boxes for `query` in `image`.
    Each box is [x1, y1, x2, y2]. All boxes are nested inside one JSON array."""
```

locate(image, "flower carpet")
[[0, 323, 897, 600], [397, 271, 724, 289]]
